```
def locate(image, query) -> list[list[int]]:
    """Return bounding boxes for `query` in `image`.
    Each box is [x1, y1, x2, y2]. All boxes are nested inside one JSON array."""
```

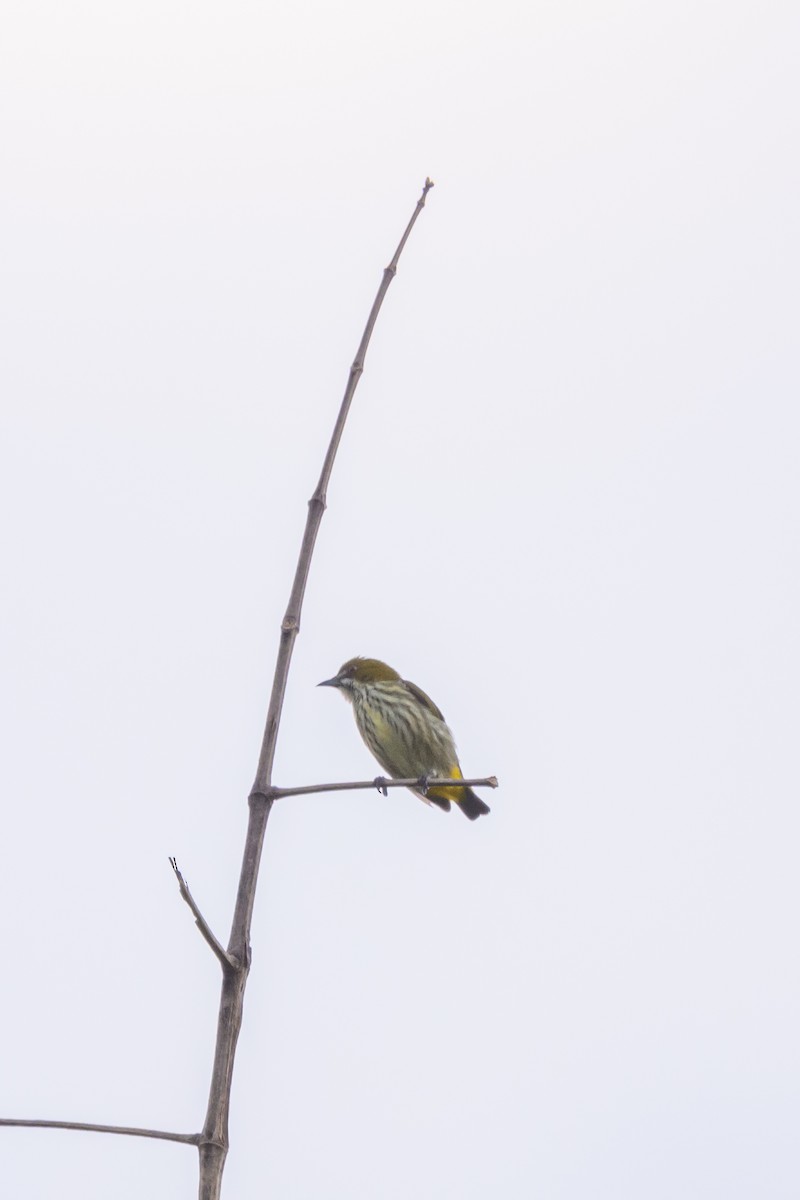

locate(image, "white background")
[[1, 2, 798, 1196]]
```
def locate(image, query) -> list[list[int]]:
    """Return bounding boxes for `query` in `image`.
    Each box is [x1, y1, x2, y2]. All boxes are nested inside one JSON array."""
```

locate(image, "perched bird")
[[318, 656, 490, 820]]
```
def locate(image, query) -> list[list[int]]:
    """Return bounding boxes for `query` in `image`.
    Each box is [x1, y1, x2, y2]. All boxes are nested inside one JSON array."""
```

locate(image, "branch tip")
[[170, 857, 233, 972]]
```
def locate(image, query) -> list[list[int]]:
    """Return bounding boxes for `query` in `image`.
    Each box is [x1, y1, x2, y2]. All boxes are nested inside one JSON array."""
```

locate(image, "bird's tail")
[[456, 786, 491, 820], [426, 767, 491, 820]]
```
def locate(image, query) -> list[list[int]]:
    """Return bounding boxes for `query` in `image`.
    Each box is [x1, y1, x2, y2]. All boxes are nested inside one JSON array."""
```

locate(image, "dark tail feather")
[[457, 787, 491, 821]]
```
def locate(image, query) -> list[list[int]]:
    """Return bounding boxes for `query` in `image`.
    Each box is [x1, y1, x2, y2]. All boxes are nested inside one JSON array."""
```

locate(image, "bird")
[[318, 656, 490, 820]]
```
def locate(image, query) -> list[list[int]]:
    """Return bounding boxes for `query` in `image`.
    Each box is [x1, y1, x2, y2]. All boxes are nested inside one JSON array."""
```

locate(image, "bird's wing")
[[403, 679, 446, 722]]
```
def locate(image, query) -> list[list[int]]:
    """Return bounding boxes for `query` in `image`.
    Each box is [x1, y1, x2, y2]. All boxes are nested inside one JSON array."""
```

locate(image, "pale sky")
[[2, 2, 799, 1197]]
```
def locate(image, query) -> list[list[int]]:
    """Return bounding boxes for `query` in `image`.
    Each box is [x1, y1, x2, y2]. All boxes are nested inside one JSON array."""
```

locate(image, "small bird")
[[318, 657, 490, 820]]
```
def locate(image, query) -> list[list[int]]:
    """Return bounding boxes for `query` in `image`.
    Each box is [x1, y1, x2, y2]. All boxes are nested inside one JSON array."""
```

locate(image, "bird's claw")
[[417, 773, 432, 796], [374, 776, 389, 797]]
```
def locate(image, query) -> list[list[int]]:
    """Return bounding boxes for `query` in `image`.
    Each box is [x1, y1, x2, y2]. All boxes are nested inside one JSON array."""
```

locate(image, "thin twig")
[[169, 858, 236, 972], [266, 775, 499, 799], [197, 179, 435, 1200], [0, 1118, 199, 1146]]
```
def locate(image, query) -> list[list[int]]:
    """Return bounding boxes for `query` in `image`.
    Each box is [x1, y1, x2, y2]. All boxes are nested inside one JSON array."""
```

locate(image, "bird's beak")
[[317, 675, 342, 688]]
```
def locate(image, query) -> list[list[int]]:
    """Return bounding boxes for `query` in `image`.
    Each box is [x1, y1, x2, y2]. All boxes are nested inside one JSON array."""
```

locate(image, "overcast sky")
[[2, 2, 799, 1197]]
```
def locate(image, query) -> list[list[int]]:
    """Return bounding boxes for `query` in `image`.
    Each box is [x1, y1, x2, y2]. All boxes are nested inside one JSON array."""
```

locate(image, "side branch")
[[169, 858, 237, 972], [265, 775, 499, 800], [0, 1118, 199, 1146]]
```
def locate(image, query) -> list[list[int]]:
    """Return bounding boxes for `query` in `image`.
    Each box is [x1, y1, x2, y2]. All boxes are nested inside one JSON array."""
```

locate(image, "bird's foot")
[[417, 773, 433, 796], [374, 776, 390, 797]]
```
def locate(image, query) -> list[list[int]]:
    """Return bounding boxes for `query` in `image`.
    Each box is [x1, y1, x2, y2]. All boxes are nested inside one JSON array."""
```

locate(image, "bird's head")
[[318, 656, 400, 698]]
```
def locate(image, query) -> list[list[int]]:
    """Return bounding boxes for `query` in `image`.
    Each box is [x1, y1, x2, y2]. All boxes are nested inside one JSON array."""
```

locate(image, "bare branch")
[[169, 858, 237, 972], [0, 1118, 198, 1146], [0, 184, 436, 1195], [197, 180, 435, 1200], [266, 775, 499, 799], [249, 176, 435, 800]]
